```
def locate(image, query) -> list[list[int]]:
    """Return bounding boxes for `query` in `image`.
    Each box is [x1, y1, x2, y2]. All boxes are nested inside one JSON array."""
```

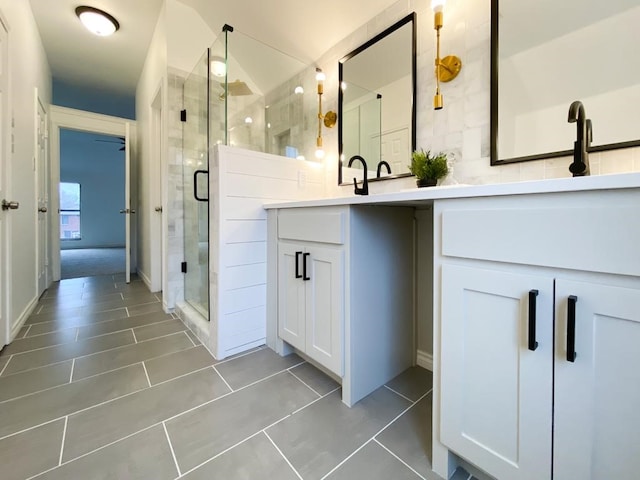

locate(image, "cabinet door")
[[304, 245, 344, 376], [277, 242, 306, 352], [554, 280, 640, 480], [440, 264, 553, 480]]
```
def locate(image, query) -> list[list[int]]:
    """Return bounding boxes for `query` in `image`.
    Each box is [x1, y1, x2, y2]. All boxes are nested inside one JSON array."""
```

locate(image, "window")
[[60, 182, 81, 240]]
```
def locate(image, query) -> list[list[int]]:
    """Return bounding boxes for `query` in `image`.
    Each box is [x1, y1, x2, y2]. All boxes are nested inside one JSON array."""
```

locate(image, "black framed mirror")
[[491, 0, 640, 165], [338, 12, 417, 184]]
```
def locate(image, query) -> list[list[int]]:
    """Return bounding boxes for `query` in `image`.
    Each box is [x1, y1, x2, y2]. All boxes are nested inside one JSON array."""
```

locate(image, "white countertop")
[[263, 172, 640, 209]]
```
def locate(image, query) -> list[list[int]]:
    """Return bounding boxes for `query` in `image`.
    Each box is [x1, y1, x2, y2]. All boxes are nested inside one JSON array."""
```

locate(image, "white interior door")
[[0, 17, 8, 348], [125, 122, 131, 283], [36, 95, 49, 296]]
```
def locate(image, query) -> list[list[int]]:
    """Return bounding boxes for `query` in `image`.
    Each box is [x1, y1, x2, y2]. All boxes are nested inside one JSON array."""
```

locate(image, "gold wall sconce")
[[315, 68, 337, 159], [432, 0, 462, 110]]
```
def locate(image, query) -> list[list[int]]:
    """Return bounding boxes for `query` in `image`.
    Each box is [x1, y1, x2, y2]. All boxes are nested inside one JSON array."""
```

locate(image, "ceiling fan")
[[95, 136, 126, 151]]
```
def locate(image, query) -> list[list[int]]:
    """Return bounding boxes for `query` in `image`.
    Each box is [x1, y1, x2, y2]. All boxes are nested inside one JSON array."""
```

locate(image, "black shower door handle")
[[194, 170, 209, 202]]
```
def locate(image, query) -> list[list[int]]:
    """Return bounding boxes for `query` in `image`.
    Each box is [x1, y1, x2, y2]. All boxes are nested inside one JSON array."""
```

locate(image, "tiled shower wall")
[[164, 68, 188, 310], [308, 0, 640, 195]]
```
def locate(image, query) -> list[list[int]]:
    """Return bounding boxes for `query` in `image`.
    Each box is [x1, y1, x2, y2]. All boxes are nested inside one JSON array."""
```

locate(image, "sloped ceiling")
[[29, 0, 400, 98], [29, 0, 164, 95]]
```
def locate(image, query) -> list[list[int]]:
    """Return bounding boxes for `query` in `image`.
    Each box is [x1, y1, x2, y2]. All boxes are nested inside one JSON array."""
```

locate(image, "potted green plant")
[[408, 149, 449, 187]]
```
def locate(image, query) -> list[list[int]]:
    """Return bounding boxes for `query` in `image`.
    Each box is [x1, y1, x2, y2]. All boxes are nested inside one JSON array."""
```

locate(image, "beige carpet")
[[60, 248, 126, 279]]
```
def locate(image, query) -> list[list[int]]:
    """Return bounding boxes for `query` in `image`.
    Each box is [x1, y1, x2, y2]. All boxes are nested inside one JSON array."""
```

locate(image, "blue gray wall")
[[59, 130, 126, 250], [53, 79, 135, 119]]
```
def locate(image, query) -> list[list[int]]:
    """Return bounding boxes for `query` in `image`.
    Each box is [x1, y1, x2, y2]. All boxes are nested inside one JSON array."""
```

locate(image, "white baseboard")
[[416, 349, 433, 371], [10, 296, 39, 341], [138, 269, 152, 291]]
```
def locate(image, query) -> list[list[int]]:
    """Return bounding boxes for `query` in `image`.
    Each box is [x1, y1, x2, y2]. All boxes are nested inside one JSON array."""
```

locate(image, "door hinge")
[[180, 110, 187, 122], [181, 261, 187, 273]]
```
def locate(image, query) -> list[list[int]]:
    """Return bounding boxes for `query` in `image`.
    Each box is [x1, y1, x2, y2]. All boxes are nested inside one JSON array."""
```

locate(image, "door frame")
[[49, 106, 137, 281], [150, 82, 164, 293], [34, 89, 49, 296], [0, 12, 9, 348]]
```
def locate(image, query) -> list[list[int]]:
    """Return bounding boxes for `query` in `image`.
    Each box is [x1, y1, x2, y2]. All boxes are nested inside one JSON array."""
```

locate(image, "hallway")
[[0, 275, 468, 480]]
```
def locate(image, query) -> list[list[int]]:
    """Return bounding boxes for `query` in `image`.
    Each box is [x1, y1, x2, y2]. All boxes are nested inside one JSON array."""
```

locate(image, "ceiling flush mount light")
[[315, 68, 337, 159], [431, 0, 462, 110], [76, 6, 120, 36], [210, 56, 226, 77]]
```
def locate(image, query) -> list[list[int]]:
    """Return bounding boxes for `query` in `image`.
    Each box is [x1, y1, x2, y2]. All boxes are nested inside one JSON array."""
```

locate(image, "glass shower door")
[[182, 50, 210, 319]]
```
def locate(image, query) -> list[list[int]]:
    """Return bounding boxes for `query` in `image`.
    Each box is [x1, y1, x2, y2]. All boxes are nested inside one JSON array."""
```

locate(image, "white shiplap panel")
[[219, 306, 267, 337], [223, 242, 267, 268], [225, 219, 267, 244], [224, 263, 267, 291], [221, 284, 266, 315], [225, 196, 269, 220], [224, 173, 324, 200]]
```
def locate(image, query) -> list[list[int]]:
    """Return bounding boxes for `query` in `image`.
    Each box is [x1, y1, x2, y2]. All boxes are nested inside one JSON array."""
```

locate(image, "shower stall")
[[179, 26, 316, 354]]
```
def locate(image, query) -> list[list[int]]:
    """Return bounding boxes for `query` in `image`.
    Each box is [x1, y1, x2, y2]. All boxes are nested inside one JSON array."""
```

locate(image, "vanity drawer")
[[278, 208, 345, 245], [441, 203, 640, 276]]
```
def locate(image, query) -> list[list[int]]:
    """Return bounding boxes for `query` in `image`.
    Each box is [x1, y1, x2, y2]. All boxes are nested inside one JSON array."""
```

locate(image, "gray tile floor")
[[0, 274, 475, 480]]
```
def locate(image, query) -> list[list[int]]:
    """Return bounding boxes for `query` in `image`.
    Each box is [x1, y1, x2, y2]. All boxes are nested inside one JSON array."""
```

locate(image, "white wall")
[[136, 1, 168, 293], [0, 1, 51, 337], [307, 0, 640, 194]]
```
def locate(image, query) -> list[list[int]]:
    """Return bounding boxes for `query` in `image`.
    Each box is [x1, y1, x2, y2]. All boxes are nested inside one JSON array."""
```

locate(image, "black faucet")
[[567, 100, 591, 177], [347, 155, 368, 195], [376, 160, 391, 178]]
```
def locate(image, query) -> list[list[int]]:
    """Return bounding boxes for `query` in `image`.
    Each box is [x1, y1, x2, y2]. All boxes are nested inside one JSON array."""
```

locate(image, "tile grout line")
[[142, 361, 152, 387], [287, 369, 322, 397], [162, 421, 182, 477], [183, 330, 197, 347], [384, 384, 416, 403], [76, 317, 176, 342], [176, 430, 265, 478], [373, 388, 434, 440], [69, 358, 75, 383], [0, 355, 13, 376], [0, 353, 210, 406], [36, 305, 44, 314], [125, 307, 130, 317], [210, 345, 267, 366], [264, 430, 304, 480], [75, 328, 80, 342], [23, 325, 32, 338], [58, 416, 69, 466], [319, 388, 435, 480], [0, 417, 64, 444], [373, 438, 428, 480], [23, 423, 161, 480], [131, 329, 138, 343], [290, 385, 341, 416], [10, 330, 191, 375], [177, 416, 292, 478], [320, 438, 375, 480], [211, 365, 234, 392]]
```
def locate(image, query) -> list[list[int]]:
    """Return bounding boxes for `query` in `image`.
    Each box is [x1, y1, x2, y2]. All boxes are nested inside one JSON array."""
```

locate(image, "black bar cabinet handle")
[[303, 252, 311, 281], [193, 170, 209, 202], [528, 289, 539, 351], [294, 251, 303, 279], [567, 295, 578, 362]]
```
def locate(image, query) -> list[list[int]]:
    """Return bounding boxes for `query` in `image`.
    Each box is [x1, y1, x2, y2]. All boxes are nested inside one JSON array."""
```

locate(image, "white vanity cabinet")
[[268, 205, 415, 406], [278, 238, 344, 375], [434, 189, 640, 480]]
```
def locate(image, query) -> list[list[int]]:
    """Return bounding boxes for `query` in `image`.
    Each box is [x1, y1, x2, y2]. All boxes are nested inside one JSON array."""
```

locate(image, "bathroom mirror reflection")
[[491, 0, 640, 165], [338, 13, 416, 185]]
